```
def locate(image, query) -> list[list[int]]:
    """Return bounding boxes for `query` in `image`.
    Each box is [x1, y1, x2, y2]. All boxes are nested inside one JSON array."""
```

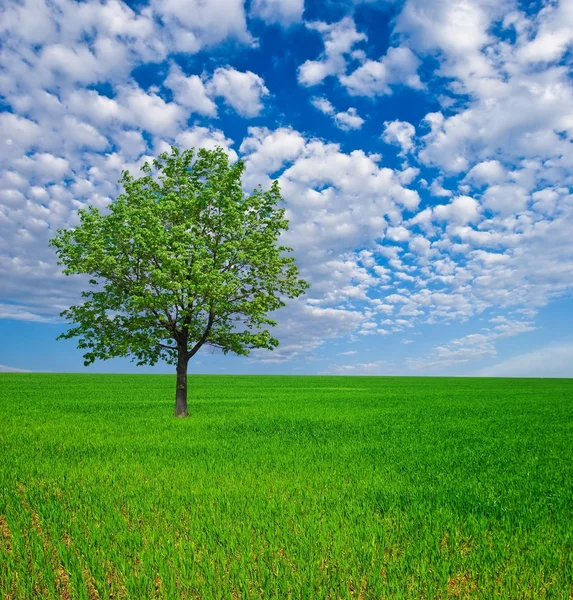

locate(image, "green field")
[[0, 374, 572, 599]]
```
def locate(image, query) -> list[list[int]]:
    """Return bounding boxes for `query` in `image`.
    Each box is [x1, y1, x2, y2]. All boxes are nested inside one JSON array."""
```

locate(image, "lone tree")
[[50, 146, 309, 417]]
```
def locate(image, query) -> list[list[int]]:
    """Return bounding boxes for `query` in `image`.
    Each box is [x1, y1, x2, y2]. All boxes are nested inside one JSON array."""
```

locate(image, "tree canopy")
[[50, 146, 309, 416]]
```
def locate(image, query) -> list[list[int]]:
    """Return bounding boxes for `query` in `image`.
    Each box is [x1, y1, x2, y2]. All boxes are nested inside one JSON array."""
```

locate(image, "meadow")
[[0, 374, 572, 599]]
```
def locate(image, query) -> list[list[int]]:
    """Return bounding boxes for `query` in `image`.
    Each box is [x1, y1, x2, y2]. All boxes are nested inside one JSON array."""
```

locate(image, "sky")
[[1, 0, 573, 377]]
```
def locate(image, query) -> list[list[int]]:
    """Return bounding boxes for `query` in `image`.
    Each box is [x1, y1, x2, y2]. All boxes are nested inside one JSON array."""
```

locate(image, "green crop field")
[[0, 374, 572, 599]]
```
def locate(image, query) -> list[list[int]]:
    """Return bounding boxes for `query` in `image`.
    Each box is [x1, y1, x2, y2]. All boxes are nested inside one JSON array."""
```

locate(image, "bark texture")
[[174, 346, 188, 418]]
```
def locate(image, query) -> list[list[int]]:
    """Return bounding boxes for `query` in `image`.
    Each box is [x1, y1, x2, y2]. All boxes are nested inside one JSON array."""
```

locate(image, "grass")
[[0, 374, 572, 599]]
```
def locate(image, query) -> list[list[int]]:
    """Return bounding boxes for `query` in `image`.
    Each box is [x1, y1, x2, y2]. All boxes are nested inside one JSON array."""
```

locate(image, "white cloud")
[[236, 126, 424, 353], [386, 226, 410, 242], [249, 302, 365, 362], [433, 195, 480, 224], [1, 113, 43, 157], [409, 235, 431, 255], [408, 317, 535, 370], [531, 188, 560, 216], [12, 153, 70, 183], [465, 160, 506, 186], [65, 89, 124, 125], [407, 1, 573, 176], [429, 180, 453, 197], [0, 301, 57, 323], [374, 2, 573, 346], [180, 130, 237, 162], [0, 115, 236, 322], [113, 130, 148, 160], [164, 63, 217, 116], [334, 108, 364, 131], [0, 0, 251, 101], [419, 68, 573, 173], [311, 98, 364, 130], [40, 43, 109, 84], [478, 341, 573, 377], [44, 83, 187, 142], [151, 0, 251, 52], [298, 17, 366, 86], [118, 84, 187, 136], [207, 67, 269, 117], [482, 184, 529, 216], [516, 1, 573, 65], [382, 120, 416, 155], [61, 116, 109, 151], [395, 0, 508, 71], [154, 126, 238, 162], [0, 364, 32, 372], [340, 46, 423, 97], [239, 126, 306, 190], [0, 0, 58, 46], [326, 359, 387, 375], [409, 333, 497, 369], [250, 0, 304, 25], [310, 97, 335, 115], [0, 0, 166, 96]]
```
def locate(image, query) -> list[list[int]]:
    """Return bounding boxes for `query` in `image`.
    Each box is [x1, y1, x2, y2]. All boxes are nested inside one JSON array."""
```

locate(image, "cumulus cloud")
[[340, 46, 423, 96], [0, 0, 166, 96], [164, 63, 217, 116], [248, 303, 365, 363], [298, 17, 366, 86], [395, 0, 509, 74], [481, 184, 529, 216], [311, 97, 365, 131], [160, 127, 237, 161], [150, 0, 251, 52], [433, 195, 481, 224], [0, 121, 237, 323], [365, 2, 573, 355], [334, 108, 365, 131], [117, 84, 187, 136], [1, 113, 43, 157], [465, 160, 506, 186], [250, 0, 304, 25], [382, 120, 416, 155], [516, 1, 573, 65], [235, 126, 425, 356], [407, 0, 573, 176], [310, 97, 335, 115], [298, 19, 423, 98], [207, 67, 269, 117]]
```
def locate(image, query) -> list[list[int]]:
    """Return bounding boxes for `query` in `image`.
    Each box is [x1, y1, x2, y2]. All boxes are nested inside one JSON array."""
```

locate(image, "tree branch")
[[149, 256, 182, 328], [96, 253, 180, 339], [227, 288, 255, 303], [187, 308, 215, 360], [159, 343, 178, 350]]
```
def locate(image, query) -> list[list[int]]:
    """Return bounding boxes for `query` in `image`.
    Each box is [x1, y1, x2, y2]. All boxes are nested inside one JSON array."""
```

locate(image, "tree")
[[50, 146, 309, 417]]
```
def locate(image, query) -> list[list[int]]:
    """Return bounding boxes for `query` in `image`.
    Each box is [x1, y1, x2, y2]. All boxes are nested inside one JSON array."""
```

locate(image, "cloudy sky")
[[1, 0, 573, 376]]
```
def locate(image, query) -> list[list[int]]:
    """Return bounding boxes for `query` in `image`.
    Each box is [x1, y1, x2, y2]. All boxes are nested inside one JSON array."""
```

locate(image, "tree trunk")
[[174, 347, 189, 418]]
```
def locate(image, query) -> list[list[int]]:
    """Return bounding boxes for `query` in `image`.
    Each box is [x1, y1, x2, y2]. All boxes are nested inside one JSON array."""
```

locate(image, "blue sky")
[[1, 0, 573, 376]]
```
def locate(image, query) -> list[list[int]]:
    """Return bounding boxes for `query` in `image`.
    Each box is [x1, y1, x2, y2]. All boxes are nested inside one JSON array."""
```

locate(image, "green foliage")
[[49, 146, 309, 367], [1, 374, 572, 598]]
